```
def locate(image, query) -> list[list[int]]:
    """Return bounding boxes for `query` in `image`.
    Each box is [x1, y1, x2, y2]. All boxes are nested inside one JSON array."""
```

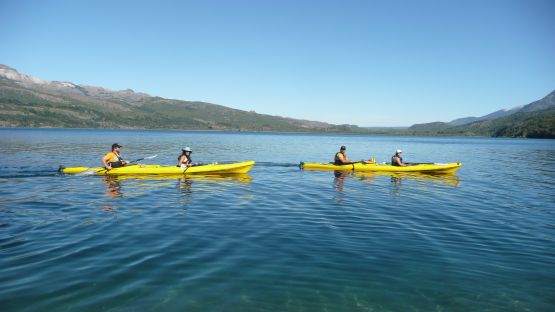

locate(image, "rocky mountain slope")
[[0, 65, 353, 132]]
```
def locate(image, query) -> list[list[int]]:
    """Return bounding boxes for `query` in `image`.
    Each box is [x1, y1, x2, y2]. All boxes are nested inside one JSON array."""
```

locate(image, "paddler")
[[102, 143, 128, 170], [178, 147, 193, 168], [391, 149, 408, 166], [334, 146, 354, 165]]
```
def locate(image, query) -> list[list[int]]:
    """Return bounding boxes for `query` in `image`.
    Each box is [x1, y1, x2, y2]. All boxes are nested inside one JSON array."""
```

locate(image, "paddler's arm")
[[118, 153, 128, 166], [102, 155, 112, 170], [339, 154, 354, 164], [393, 156, 406, 167]]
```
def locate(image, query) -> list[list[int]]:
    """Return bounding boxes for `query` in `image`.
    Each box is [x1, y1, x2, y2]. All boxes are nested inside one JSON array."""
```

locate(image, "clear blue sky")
[[1, 0, 554, 126]]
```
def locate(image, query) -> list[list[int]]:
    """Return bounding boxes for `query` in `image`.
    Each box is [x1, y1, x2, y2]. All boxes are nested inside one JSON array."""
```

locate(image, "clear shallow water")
[[0, 128, 554, 311]]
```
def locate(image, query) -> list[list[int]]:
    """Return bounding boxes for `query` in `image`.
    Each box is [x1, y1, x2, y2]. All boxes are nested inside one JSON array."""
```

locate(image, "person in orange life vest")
[[334, 146, 354, 165], [177, 147, 193, 169], [102, 143, 128, 170]]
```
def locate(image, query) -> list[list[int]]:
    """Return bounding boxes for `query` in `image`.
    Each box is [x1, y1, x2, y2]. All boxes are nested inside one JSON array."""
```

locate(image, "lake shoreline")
[[1, 125, 534, 139]]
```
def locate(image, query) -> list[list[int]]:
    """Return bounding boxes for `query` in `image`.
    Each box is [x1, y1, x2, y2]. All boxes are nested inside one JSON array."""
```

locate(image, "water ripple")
[[0, 130, 554, 311]]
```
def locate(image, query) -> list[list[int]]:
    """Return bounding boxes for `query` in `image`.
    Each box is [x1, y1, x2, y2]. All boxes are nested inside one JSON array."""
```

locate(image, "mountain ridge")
[[449, 105, 524, 126], [448, 90, 555, 126], [0, 65, 357, 132], [1, 64, 553, 138], [408, 90, 555, 138]]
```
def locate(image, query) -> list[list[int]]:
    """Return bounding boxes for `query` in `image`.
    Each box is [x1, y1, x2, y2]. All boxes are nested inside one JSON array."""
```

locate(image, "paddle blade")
[[128, 154, 158, 165]]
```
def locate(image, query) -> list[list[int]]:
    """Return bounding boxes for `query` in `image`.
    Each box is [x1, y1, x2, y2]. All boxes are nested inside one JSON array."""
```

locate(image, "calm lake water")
[[0, 128, 554, 311]]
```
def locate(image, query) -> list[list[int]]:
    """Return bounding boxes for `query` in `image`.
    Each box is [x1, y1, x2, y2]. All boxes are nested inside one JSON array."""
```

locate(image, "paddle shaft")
[[103, 154, 157, 171], [124, 154, 158, 165]]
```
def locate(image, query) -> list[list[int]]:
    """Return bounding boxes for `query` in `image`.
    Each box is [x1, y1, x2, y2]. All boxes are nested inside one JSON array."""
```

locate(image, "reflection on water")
[[333, 170, 350, 191], [101, 173, 253, 183], [330, 170, 460, 202], [100, 173, 252, 201], [177, 177, 193, 193], [99, 173, 253, 213], [103, 176, 122, 199], [330, 170, 460, 192], [354, 171, 460, 187]]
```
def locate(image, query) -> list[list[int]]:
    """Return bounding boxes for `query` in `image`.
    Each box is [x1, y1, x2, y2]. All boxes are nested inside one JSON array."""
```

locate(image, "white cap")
[[182, 147, 192, 152], [396, 149, 402, 153]]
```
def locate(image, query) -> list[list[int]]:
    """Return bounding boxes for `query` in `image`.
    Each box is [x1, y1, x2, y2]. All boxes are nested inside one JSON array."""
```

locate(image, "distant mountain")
[[448, 90, 555, 126], [407, 122, 451, 132], [0, 65, 361, 132], [361, 126, 409, 131], [519, 90, 555, 112], [448, 117, 479, 126], [447, 107, 555, 138], [449, 105, 524, 126], [408, 90, 555, 138], [3, 64, 553, 138]]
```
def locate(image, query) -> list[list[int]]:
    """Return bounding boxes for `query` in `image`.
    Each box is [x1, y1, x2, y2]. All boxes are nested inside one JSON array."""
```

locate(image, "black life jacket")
[[391, 154, 403, 166], [110, 161, 124, 168], [334, 152, 344, 165], [110, 153, 125, 168]]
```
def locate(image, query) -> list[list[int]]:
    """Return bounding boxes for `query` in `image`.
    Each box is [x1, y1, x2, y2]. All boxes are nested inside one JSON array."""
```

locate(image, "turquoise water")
[[0, 128, 554, 311]]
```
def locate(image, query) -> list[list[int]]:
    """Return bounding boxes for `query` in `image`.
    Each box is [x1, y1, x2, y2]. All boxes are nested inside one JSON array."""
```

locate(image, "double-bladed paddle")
[[73, 154, 158, 175]]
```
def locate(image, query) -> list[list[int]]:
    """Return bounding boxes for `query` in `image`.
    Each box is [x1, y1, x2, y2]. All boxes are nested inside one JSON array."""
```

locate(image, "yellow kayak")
[[61, 160, 255, 175], [300, 162, 461, 173]]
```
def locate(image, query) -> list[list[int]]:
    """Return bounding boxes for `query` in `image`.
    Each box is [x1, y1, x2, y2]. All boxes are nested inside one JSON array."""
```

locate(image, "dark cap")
[[340, 146, 346, 150], [112, 143, 122, 150]]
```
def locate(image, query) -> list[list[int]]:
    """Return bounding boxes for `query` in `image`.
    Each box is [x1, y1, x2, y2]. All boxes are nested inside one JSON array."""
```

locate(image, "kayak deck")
[[300, 162, 461, 173], [61, 160, 255, 175]]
